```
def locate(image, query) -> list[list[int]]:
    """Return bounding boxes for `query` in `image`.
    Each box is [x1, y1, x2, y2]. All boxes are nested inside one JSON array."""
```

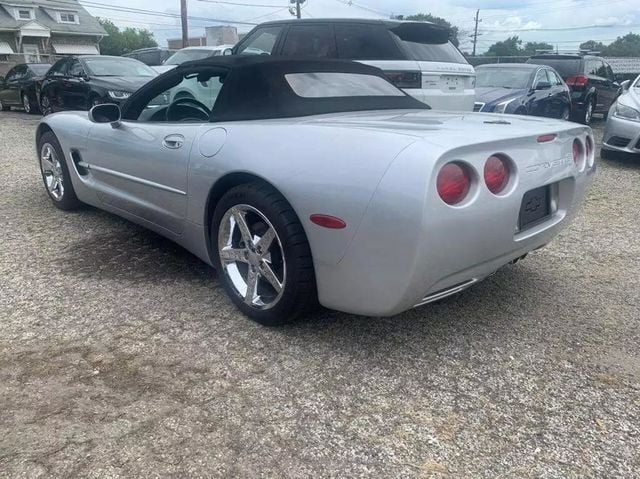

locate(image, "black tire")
[[0, 99, 10, 111], [40, 94, 52, 116], [22, 92, 38, 114], [211, 182, 317, 326], [37, 131, 81, 210], [582, 98, 595, 125], [561, 106, 570, 121]]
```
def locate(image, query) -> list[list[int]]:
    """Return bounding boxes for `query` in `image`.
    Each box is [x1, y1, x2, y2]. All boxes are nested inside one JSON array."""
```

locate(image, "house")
[[0, 0, 106, 75], [605, 57, 640, 82]]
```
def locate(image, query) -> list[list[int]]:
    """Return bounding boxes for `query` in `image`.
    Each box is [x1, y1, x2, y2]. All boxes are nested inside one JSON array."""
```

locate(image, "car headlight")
[[613, 102, 640, 122], [108, 90, 131, 100], [493, 98, 516, 114]]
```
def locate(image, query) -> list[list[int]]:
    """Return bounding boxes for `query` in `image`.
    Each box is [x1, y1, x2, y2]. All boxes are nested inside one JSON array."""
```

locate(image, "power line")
[[196, 0, 288, 7], [480, 23, 640, 33]]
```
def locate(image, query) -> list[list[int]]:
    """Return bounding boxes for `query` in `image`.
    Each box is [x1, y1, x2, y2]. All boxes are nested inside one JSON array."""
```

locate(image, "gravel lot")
[[1, 111, 639, 478]]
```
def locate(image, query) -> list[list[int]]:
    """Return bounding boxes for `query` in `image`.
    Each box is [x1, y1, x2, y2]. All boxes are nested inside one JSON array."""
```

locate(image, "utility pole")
[[471, 9, 481, 57], [180, 0, 189, 48], [289, 0, 304, 19]]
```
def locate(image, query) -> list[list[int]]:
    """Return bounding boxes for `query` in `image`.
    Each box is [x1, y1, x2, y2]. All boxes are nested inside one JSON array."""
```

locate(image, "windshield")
[[84, 58, 156, 77], [529, 58, 581, 78], [29, 64, 50, 75], [165, 49, 216, 65], [476, 68, 532, 89]]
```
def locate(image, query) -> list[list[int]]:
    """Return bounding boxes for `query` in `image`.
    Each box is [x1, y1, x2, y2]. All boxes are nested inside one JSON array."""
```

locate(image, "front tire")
[[582, 99, 595, 125], [37, 131, 81, 210], [211, 182, 317, 326], [0, 99, 10, 111], [40, 95, 52, 116], [22, 93, 37, 114]]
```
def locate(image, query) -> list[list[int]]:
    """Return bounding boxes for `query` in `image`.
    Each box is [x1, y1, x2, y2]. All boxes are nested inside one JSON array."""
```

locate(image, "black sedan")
[[0, 63, 51, 114], [474, 63, 571, 120], [39, 55, 157, 115]]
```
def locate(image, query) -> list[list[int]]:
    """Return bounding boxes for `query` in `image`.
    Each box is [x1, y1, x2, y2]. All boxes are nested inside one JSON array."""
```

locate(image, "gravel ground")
[[1, 111, 639, 478]]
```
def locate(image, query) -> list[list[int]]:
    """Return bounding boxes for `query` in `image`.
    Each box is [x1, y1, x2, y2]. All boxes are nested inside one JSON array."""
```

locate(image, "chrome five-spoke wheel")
[[40, 143, 64, 201], [218, 204, 286, 310]]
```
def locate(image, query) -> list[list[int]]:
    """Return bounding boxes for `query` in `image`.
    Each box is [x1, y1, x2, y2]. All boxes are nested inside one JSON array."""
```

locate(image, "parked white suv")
[[230, 19, 475, 111]]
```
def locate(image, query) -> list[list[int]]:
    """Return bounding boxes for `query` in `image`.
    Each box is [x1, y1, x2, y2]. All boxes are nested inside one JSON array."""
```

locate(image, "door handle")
[[163, 134, 184, 149]]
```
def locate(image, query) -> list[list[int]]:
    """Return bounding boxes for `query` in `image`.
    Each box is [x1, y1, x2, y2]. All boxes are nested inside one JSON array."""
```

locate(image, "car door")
[[529, 69, 552, 117], [601, 62, 619, 111], [64, 59, 90, 110], [586, 59, 609, 112], [546, 69, 566, 118], [41, 58, 70, 112], [80, 69, 224, 234], [0, 66, 19, 105]]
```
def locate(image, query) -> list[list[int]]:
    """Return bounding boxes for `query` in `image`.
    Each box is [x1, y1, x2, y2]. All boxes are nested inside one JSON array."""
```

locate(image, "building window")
[[58, 12, 77, 23], [17, 9, 34, 20]]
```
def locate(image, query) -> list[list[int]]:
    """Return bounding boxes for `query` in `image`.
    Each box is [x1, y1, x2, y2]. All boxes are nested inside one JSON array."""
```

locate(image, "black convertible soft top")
[[123, 55, 429, 122]]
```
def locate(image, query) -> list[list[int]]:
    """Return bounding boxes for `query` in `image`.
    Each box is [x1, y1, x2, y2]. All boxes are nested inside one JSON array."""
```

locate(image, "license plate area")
[[519, 185, 551, 230]]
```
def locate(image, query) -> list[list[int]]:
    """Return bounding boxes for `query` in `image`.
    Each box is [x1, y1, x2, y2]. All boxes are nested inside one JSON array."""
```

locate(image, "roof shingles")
[[0, 0, 106, 35]]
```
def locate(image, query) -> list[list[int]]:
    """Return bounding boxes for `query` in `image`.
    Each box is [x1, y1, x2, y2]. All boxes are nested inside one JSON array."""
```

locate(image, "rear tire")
[[211, 182, 317, 326], [22, 93, 37, 114], [37, 131, 81, 210], [582, 98, 595, 125], [0, 99, 10, 111]]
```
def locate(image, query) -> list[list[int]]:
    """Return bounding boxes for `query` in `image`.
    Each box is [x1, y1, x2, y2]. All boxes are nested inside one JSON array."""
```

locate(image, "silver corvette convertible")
[[36, 56, 594, 325]]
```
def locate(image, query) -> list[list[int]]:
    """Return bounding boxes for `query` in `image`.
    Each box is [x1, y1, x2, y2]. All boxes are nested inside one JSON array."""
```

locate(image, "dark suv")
[[527, 53, 621, 124]]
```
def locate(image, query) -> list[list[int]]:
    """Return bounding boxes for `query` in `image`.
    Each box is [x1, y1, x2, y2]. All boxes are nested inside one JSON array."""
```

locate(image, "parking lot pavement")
[[1, 111, 639, 478]]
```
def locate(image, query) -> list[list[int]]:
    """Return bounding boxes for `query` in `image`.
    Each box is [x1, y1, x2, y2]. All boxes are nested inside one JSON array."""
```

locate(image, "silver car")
[[602, 76, 640, 158], [35, 56, 594, 325]]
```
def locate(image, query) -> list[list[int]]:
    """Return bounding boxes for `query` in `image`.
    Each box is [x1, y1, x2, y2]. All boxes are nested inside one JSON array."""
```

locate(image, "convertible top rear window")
[[285, 72, 404, 98]]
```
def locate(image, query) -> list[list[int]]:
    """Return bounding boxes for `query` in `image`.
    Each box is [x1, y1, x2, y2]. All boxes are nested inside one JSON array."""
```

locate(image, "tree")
[[98, 19, 157, 56], [405, 13, 460, 47], [579, 40, 606, 53], [522, 41, 554, 55], [602, 33, 640, 57], [485, 36, 523, 56]]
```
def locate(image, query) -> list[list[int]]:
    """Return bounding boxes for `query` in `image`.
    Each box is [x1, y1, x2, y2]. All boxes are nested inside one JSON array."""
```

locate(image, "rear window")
[[285, 72, 404, 98], [29, 64, 50, 75], [388, 23, 466, 64], [528, 58, 581, 78]]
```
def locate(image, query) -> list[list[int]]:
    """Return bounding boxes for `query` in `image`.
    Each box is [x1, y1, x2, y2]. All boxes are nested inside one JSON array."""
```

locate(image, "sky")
[[84, 0, 640, 54]]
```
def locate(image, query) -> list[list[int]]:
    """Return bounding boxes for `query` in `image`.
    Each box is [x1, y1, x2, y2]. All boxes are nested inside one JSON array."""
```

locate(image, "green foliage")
[[602, 33, 640, 57], [579, 40, 606, 53], [522, 42, 554, 55], [405, 13, 460, 47], [98, 18, 157, 56], [485, 36, 522, 56]]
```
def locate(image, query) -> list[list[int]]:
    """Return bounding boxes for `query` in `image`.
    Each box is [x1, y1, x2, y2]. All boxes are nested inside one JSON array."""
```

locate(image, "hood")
[[475, 87, 527, 105], [89, 76, 154, 92]]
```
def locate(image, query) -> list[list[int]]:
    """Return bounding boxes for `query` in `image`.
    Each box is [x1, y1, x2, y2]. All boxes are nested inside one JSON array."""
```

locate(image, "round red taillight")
[[573, 139, 584, 168], [437, 162, 471, 205], [484, 155, 510, 195]]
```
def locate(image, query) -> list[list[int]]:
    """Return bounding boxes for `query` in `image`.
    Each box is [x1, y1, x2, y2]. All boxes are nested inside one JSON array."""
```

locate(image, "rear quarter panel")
[[188, 121, 421, 265]]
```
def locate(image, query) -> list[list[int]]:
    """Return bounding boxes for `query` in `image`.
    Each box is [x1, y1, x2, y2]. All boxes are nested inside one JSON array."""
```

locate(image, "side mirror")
[[535, 81, 551, 90], [89, 103, 121, 127], [620, 80, 630, 91], [223, 48, 233, 56]]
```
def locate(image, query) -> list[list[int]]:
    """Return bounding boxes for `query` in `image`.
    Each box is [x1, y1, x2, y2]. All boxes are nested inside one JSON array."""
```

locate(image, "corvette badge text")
[[526, 154, 573, 173]]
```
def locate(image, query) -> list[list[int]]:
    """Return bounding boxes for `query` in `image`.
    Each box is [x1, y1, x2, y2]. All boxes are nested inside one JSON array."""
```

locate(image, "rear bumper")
[[404, 88, 475, 112], [602, 114, 640, 155], [314, 130, 594, 317]]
